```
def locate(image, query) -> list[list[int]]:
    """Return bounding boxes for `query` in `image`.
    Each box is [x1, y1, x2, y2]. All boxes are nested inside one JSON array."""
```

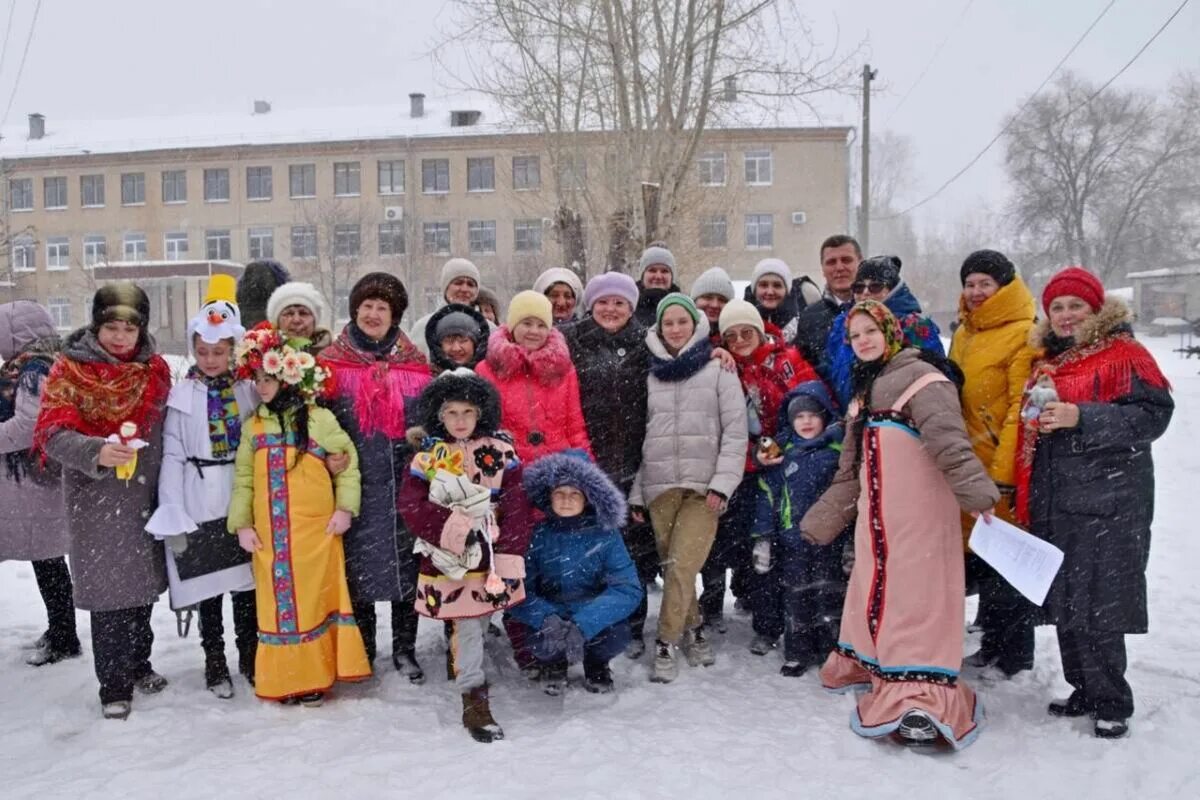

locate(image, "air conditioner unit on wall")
[[791, 211, 807, 225], [384, 206, 404, 221]]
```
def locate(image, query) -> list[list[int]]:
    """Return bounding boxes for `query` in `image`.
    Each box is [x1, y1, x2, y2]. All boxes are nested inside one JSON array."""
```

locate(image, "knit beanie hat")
[[638, 245, 676, 279], [475, 286, 500, 319], [960, 249, 1017, 287], [718, 299, 766, 337], [434, 310, 479, 342], [507, 290, 554, 328], [846, 300, 904, 360], [441, 258, 481, 292], [1042, 266, 1105, 314], [690, 267, 736, 301], [582, 272, 639, 311], [92, 282, 150, 330], [856, 256, 902, 290], [237, 259, 291, 329], [751, 258, 792, 288], [349, 272, 408, 323], [787, 393, 829, 423], [655, 292, 700, 328], [533, 267, 584, 301], [266, 282, 327, 327]]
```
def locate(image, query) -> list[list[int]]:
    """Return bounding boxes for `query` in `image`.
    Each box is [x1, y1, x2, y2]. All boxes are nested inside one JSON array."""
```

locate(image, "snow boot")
[[1048, 692, 1092, 718], [706, 615, 728, 635], [682, 626, 716, 667], [780, 661, 807, 677], [462, 684, 504, 743], [748, 634, 778, 656], [542, 661, 568, 696], [101, 701, 132, 720], [204, 651, 234, 699], [583, 661, 614, 694], [896, 710, 940, 747], [392, 648, 426, 685], [22, 632, 48, 650], [134, 671, 169, 695], [650, 640, 678, 683], [1094, 718, 1129, 739], [25, 640, 82, 667], [298, 692, 325, 708], [624, 638, 646, 660]]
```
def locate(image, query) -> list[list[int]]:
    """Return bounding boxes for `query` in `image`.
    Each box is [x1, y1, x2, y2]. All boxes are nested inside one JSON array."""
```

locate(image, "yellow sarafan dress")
[[228, 405, 371, 700]]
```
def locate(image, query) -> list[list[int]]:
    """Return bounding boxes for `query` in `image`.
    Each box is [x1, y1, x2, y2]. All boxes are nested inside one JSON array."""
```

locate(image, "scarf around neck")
[[185, 367, 242, 458]]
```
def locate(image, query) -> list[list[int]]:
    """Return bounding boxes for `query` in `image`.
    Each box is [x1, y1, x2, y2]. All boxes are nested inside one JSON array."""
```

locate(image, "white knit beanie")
[[266, 282, 328, 328], [752, 258, 792, 288], [638, 246, 676, 279], [441, 258, 481, 292], [718, 299, 765, 337], [690, 267, 735, 301], [532, 267, 584, 301]]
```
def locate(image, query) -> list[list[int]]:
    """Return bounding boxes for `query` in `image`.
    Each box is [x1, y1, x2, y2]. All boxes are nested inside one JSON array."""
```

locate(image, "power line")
[[0, 0, 17, 92], [884, 0, 976, 126], [0, 0, 42, 130], [872, 0, 1120, 221]]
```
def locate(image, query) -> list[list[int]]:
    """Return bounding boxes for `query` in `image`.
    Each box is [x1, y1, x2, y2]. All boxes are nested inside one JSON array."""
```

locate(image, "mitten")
[[531, 615, 570, 662], [563, 621, 586, 665]]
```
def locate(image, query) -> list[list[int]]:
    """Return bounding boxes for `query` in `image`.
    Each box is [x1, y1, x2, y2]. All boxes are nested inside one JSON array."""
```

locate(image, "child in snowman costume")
[[145, 275, 259, 698]]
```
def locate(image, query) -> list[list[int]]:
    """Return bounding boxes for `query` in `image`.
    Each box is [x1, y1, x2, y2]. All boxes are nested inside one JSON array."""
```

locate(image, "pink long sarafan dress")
[[809, 367, 998, 750]]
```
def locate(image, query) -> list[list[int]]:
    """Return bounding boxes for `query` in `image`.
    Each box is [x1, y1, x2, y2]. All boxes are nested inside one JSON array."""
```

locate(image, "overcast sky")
[[1, 0, 1195, 234]]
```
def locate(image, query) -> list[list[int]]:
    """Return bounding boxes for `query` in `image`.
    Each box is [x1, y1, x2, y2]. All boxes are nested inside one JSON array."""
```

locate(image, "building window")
[[246, 166, 273, 200], [205, 229, 232, 260], [290, 225, 317, 259], [248, 227, 274, 259], [378, 160, 404, 195], [81, 175, 105, 208], [44, 177, 67, 209], [699, 215, 727, 248], [557, 156, 586, 192], [163, 232, 189, 260], [333, 224, 361, 257], [467, 158, 495, 192], [161, 170, 187, 204], [289, 164, 316, 198], [83, 234, 107, 266], [121, 173, 146, 205], [514, 219, 543, 252], [46, 236, 70, 269], [378, 222, 405, 256], [744, 149, 773, 185], [123, 232, 148, 261], [8, 178, 32, 211], [11, 235, 34, 271], [512, 156, 541, 190], [421, 159, 450, 194], [698, 152, 726, 186], [422, 221, 451, 254], [333, 162, 361, 197], [48, 297, 72, 330], [745, 214, 774, 249], [204, 168, 230, 202], [468, 220, 496, 255]]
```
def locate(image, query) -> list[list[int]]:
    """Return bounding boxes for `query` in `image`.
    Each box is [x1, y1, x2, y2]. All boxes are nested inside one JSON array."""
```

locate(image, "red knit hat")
[[1042, 266, 1105, 314]]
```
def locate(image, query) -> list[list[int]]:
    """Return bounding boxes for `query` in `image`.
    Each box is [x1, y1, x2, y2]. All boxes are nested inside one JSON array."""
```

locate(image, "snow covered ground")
[[2, 336, 1198, 800]]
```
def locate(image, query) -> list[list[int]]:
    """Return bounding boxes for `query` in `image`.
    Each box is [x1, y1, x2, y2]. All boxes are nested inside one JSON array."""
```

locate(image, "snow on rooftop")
[[1127, 265, 1200, 280]]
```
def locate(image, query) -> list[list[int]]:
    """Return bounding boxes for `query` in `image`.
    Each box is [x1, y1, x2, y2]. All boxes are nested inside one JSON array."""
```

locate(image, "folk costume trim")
[[835, 642, 960, 685], [257, 610, 359, 646]]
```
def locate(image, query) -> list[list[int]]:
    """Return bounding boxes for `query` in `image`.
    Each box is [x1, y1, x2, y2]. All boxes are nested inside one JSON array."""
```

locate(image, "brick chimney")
[[409, 93, 425, 119], [253, 100, 271, 114], [28, 113, 45, 140]]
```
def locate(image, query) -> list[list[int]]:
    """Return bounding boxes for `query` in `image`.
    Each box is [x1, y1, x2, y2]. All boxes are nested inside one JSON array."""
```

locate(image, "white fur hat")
[[266, 282, 327, 328]]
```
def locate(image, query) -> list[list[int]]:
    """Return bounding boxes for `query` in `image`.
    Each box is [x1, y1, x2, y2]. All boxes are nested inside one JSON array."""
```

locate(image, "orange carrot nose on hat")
[[1042, 266, 1105, 314]]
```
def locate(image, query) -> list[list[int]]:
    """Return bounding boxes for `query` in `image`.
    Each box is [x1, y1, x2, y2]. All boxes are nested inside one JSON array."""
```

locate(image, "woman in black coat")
[[1017, 268, 1172, 740]]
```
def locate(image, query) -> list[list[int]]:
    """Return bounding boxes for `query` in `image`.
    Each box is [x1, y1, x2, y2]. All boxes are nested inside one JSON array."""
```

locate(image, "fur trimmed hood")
[[522, 451, 627, 529], [424, 302, 490, 372], [483, 325, 572, 384], [415, 367, 502, 440], [1029, 297, 1131, 351]]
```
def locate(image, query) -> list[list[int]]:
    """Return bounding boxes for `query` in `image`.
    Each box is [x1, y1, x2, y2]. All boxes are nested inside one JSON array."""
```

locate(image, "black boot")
[[542, 661, 568, 696], [390, 600, 424, 683], [28, 558, 81, 666], [232, 590, 257, 685], [583, 659, 614, 694], [354, 601, 378, 665]]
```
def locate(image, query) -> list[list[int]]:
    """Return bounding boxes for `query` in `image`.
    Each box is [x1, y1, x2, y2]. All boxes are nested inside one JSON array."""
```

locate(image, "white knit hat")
[[441, 258, 481, 292], [266, 282, 327, 328], [718, 299, 765, 337], [690, 267, 735, 301], [532, 267, 584, 302], [752, 258, 792, 288]]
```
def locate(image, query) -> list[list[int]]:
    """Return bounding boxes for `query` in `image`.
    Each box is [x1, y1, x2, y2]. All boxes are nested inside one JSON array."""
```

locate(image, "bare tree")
[[857, 130, 920, 264], [1003, 71, 1200, 286], [293, 198, 371, 325], [439, 0, 858, 273]]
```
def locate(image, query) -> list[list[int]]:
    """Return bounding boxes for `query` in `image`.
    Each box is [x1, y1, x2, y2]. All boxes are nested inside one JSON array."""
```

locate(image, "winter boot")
[[25, 639, 82, 667], [748, 634, 778, 656], [682, 626, 716, 667], [101, 701, 132, 720], [22, 632, 48, 650], [1094, 718, 1129, 739], [650, 640, 678, 683], [583, 661, 614, 694], [205, 651, 234, 700], [541, 661, 568, 696], [134, 671, 169, 695], [1048, 692, 1092, 718], [392, 648, 426, 685], [780, 661, 807, 677], [298, 692, 325, 708], [705, 614, 728, 635], [624, 638, 646, 660], [896, 710, 940, 747], [462, 684, 504, 743]]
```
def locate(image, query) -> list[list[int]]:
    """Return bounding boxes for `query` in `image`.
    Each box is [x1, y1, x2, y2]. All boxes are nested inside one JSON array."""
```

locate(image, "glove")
[[563, 620, 586, 665], [531, 614, 571, 662], [752, 538, 772, 574]]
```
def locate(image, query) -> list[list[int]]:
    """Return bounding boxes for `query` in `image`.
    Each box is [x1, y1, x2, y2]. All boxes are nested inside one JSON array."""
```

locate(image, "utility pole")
[[860, 64, 877, 254]]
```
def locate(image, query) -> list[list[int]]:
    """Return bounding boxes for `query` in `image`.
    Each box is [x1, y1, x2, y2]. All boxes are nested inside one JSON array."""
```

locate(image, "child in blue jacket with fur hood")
[[750, 381, 850, 676], [507, 450, 642, 695]]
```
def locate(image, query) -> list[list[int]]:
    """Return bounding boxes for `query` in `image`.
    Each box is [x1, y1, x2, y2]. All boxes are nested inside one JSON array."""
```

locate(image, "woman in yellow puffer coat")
[[949, 249, 1037, 678]]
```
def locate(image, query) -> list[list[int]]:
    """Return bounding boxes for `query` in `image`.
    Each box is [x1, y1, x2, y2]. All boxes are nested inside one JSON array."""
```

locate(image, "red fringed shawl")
[[1015, 331, 1170, 524], [318, 328, 431, 439]]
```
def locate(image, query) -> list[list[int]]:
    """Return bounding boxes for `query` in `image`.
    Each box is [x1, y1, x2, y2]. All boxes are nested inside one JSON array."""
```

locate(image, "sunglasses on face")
[[852, 280, 889, 295], [723, 328, 759, 343]]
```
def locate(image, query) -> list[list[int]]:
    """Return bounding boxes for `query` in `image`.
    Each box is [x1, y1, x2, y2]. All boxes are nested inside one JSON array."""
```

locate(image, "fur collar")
[[1029, 297, 1132, 351], [484, 325, 572, 384]]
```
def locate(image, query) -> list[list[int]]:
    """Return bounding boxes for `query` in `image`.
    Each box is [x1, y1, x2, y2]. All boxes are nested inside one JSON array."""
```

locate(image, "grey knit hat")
[[638, 246, 676, 278], [434, 310, 479, 342], [690, 267, 735, 301]]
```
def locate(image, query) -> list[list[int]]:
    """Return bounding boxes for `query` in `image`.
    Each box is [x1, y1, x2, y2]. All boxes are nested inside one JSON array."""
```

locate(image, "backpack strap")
[[891, 371, 949, 413]]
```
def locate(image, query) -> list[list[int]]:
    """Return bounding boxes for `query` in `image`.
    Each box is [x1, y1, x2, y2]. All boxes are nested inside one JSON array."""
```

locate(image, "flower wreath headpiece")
[[234, 322, 331, 398]]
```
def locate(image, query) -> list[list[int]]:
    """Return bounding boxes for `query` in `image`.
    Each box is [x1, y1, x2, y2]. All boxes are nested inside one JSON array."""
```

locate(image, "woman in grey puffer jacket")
[[629, 293, 746, 683]]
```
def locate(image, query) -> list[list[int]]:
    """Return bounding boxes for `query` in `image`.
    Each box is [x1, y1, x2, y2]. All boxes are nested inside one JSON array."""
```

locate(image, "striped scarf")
[[186, 367, 241, 458]]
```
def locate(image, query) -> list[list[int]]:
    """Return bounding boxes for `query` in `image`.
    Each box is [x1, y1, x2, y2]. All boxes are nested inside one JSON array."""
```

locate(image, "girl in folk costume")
[[398, 369, 533, 743], [228, 325, 370, 706], [0, 300, 80, 668], [33, 283, 173, 720], [145, 275, 258, 699], [318, 272, 432, 682], [801, 301, 998, 751], [1017, 267, 1172, 739]]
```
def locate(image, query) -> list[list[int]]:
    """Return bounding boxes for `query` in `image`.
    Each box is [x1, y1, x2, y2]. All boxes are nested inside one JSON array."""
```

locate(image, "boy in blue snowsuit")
[[749, 381, 850, 676], [507, 450, 642, 695]]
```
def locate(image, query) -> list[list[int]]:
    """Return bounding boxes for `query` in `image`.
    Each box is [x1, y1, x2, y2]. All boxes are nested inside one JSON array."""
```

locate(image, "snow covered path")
[[2, 337, 1198, 800]]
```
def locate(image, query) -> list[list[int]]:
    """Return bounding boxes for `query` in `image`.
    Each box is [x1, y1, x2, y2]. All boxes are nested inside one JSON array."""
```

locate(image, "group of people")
[[0, 233, 1172, 751]]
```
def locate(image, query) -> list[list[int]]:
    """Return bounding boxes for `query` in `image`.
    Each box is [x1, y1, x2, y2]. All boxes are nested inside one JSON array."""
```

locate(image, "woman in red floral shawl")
[[1017, 267, 1172, 740], [33, 282, 172, 720]]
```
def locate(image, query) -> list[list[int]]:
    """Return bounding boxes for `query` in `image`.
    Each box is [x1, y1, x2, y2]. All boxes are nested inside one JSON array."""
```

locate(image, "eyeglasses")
[[723, 328, 760, 343], [851, 280, 889, 295]]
